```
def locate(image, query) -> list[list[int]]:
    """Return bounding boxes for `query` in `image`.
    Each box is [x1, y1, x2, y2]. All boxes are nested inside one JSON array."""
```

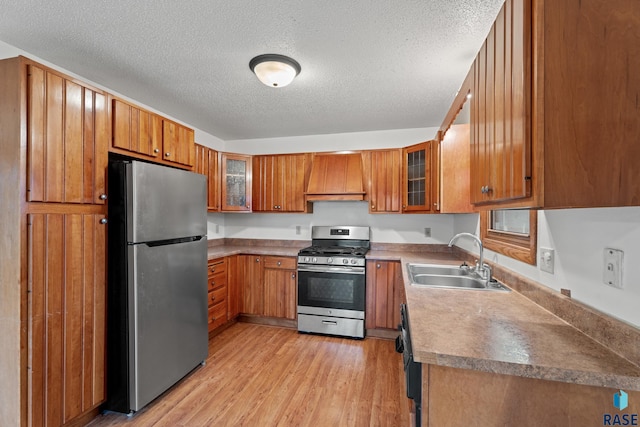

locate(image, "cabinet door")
[[27, 65, 109, 204], [28, 213, 107, 426], [278, 154, 308, 212], [263, 268, 297, 319], [402, 142, 433, 213], [367, 149, 402, 213], [365, 260, 404, 330], [221, 153, 252, 211], [194, 144, 220, 211], [238, 255, 263, 315], [253, 154, 308, 212], [226, 255, 241, 320], [112, 98, 162, 159], [470, 0, 531, 204], [163, 120, 195, 167]]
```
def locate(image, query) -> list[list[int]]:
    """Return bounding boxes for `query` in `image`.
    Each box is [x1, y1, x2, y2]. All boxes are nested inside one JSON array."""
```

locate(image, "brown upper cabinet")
[[402, 141, 437, 213], [469, 0, 640, 209], [253, 153, 312, 213], [221, 153, 252, 212], [27, 64, 109, 204], [111, 98, 195, 169], [363, 149, 403, 213], [194, 143, 220, 211]]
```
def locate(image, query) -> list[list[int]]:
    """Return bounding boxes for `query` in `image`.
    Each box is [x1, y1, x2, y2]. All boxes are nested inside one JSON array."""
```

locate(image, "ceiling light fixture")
[[249, 54, 301, 88]]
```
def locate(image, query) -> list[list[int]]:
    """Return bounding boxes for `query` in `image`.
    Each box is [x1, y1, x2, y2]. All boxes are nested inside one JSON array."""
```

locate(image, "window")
[[480, 209, 537, 265]]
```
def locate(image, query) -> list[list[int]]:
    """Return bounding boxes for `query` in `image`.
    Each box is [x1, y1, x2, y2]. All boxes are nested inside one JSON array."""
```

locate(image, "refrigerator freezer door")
[[127, 161, 206, 243], [128, 237, 208, 411]]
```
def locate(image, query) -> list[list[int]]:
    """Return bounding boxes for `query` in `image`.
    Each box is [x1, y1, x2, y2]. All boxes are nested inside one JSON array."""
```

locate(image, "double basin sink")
[[407, 263, 510, 292]]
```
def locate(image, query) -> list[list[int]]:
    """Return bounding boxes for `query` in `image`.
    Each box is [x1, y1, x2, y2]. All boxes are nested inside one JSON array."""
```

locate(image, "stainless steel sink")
[[407, 263, 510, 292]]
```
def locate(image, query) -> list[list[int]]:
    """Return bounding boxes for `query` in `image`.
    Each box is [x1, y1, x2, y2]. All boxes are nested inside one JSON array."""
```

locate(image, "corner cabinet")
[[221, 153, 252, 212], [402, 141, 438, 213], [469, 0, 640, 209]]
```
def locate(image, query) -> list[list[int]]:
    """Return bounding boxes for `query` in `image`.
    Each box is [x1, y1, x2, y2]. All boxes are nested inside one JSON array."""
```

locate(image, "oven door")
[[297, 264, 365, 316]]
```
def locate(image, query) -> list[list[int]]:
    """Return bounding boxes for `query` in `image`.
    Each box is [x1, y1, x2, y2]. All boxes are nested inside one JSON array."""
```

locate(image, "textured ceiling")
[[0, 0, 504, 140]]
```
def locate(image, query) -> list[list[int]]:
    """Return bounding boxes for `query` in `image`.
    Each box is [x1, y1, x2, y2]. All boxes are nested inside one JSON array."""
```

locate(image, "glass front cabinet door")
[[221, 153, 252, 211]]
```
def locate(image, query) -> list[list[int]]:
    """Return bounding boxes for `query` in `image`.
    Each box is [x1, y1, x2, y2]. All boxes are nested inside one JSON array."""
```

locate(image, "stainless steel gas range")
[[297, 226, 370, 339]]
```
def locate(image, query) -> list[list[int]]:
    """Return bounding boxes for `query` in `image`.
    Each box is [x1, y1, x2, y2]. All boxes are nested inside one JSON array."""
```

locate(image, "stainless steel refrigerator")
[[106, 159, 208, 414]]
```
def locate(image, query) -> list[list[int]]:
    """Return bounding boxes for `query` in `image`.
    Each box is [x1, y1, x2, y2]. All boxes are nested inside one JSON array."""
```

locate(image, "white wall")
[[0, 39, 225, 151], [214, 202, 454, 244], [226, 127, 439, 155], [453, 208, 640, 328]]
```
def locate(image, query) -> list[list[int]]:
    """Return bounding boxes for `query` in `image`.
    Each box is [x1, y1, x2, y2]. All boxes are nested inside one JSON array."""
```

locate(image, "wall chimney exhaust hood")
[[305, 153, 366, 201]]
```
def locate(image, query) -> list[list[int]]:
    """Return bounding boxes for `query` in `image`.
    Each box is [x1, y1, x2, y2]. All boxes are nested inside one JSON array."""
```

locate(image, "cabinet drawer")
[[208, 287, 226, 307], [263, 256, 296, 270], [208, 258, 227, 277], [208, 301, 227, 331], [208, 271, 227, 291]]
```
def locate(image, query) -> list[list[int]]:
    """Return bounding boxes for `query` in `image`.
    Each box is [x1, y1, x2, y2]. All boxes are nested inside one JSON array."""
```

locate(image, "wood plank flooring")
[[86, 323, 409, 427]]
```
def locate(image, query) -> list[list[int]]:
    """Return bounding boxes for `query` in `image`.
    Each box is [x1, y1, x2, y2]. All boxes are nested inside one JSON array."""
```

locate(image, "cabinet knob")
[[277, 261, 281, 266], [100, 218, 108, 224], [291, 273, 296, 279], [211, 295, 215, 302], [165, 152, 171, 157], [154, 148, 160, 153], [99, 194, 107, 200], [371, 204, 376, 210], [376, 264, 381, 269], [246, 205, 251, 209], [256, 258, 260, 262]]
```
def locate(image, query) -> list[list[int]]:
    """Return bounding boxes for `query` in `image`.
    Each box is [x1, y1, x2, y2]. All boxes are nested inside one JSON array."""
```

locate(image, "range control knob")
[[350, 259, 357, 265], [304, 257, 310, 263], [312, 257, 317, 263], [327, 257, 334, 263], [342, 259, 349, 265]]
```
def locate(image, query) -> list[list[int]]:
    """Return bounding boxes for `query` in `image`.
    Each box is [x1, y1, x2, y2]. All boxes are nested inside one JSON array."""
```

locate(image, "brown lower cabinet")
[[424, 364, 640, 426], [263, 256, 297, 320], [366, 260, 405, 330], [207, 257, 228, 332], [28, 212, 107, 426]]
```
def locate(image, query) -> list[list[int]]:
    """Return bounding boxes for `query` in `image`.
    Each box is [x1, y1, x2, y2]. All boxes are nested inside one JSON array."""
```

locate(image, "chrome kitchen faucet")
[[448, 233, 492, 281]]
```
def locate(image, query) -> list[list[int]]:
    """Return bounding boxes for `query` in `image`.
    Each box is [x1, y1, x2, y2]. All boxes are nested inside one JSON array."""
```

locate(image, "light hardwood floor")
[[86, 323, 409, 427]]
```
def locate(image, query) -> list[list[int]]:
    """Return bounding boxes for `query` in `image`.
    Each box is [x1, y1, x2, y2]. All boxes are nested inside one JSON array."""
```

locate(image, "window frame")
[[480, 210, 537, 265]]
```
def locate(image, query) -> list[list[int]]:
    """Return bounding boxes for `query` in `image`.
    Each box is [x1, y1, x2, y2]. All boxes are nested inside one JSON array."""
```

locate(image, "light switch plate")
[[603, 248, 624, 289], [540, 247, 555, 274]]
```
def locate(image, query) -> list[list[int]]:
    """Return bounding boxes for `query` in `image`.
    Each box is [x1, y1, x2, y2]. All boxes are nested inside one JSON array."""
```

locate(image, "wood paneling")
[[253, 153, 310, 212], [111, 99, 161, 159], [441, 124, 473, 213], [238, 255, 263, 315], [426, 364, 640, 426], [365, 149, 402, 213], [85, 323, 409, 427], [194, 144, 220, 211], [470, 0, 531, 205], [305, 153, 365, 201], [263, 256, 297, 320], [366, 260, 405, 330], [28, 213, 106, 426], [163, 119, 194, 166], [27, 65, 109, 205]]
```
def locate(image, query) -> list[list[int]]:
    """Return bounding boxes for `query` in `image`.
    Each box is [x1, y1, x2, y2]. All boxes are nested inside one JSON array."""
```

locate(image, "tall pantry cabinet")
[[0, 56, 108, 426]]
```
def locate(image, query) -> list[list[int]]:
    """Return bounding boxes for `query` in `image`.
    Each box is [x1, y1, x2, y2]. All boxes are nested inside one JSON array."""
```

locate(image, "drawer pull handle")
[[322, 320, 338, 326]]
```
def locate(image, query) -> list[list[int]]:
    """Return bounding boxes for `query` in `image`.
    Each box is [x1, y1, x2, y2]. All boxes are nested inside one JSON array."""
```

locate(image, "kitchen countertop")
[[209, 243, 640, 391], [370, 250, 640, 391]]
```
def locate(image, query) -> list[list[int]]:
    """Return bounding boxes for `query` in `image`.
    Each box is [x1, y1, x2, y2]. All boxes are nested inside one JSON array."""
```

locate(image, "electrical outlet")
[[540, 247, 555, 274], [603, 248, 624, 289], [424, 227, 431, 238], [295, 225, 301, 235]]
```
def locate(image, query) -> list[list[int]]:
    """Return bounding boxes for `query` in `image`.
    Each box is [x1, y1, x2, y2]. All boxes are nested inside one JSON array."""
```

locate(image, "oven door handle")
[[297, 265, 365, 275]]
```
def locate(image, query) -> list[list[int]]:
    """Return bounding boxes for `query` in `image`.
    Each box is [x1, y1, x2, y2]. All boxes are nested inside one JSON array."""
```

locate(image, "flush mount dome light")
[[249, 54, 301, 88]]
